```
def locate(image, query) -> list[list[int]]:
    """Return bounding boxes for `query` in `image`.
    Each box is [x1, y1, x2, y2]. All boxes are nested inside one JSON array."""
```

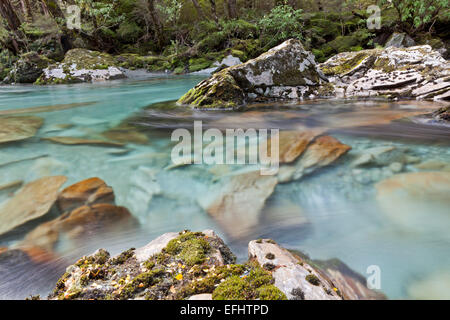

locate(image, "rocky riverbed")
[[178, 39, 450, 109]]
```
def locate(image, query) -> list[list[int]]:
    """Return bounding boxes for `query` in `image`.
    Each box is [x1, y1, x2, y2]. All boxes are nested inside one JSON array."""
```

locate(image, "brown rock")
[[20, 204, 137, 251], [0, 180, 23, 192], [57, 177, 115, 213], [0, 116, 43, 144], [278, 135, 351, 182], [298, 136, 351, 170], [102, 129, 149, 145], [0, 102, 97, 116], [272, 129, 323, 163], [43, 136, 125, 147], [0, 176, 67, 236]]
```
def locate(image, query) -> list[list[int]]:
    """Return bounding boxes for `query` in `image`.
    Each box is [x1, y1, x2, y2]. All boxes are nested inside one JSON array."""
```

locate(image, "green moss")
[[111, 248, 135, 265], [188, 57, 213, 72], [212, 275, 252, 300], [305, 274, 321, 286], [118, 269, 165, 299], [164, 231, 210, 266], [176, 264, 246, 299], [256, 285, 287, 300], [321, 51, 372, 76], [212, 263, 283, 300], [143, 260, 155, 270], [52, 272, 70, 296]]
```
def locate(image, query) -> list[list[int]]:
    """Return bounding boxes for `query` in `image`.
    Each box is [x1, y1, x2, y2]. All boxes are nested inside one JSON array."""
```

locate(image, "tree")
[[191, 0, 205, 19], [19, 0, 33, 22], [227, 0, 238, 19], [0, 0, 24, 53], [209, 0, 218, 23], [380, 0, 450, 33]]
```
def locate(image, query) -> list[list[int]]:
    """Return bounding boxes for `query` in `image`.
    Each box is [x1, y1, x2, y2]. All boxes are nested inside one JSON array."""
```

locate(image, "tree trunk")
[[0, 0, 25, 53], [0, 0, 22, 31], [20, 0, 32, 22], [147, 0, 165, 50], [191, 0, 205, 19], [209, 0, 218, 23], [227, 0, 237, 19]]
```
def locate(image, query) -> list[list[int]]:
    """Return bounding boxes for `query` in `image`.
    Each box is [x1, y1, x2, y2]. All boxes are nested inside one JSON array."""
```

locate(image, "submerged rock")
[[178, 39, 328, 108], [278, 135, 351, 183], [408, 270, 450, 300], [320, 45, 450, 101], [57, 177, 115, 213], [275, 129, 324, 164], [37, 49, 126, 84], [0, 116, 43, 144], [42, 136, 125, 147], [202, 171, 278, 238], [0, 102, 97, 116], [0, 176, 67, 236], [376, 172, 450, 234], [19, 204, 137, 252]]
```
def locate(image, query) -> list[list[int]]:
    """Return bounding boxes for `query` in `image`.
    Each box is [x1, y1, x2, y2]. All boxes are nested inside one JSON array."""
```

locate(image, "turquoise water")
[[0, 75, 449, 299]]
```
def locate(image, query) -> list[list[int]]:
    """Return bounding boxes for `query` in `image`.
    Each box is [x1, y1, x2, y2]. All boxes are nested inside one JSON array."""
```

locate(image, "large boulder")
[[178, 39, 329, 108], [248, 239, 341, 300], [37, 49, 126, 84], [48, 230, 385, 300], [4, 52, 53, 84], [385, 32, 415, 48], [320, 45, 450, 101], [0, 176, 67, 236]]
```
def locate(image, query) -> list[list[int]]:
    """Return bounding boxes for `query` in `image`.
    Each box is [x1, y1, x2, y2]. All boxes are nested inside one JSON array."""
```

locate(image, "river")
[[0, 74, 449, 299]]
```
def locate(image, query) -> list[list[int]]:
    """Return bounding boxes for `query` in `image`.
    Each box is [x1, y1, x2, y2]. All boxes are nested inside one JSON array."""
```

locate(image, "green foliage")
[[379, 0, 450, 32], [117, 21, 142, 41], [258, 5, 304, 49]]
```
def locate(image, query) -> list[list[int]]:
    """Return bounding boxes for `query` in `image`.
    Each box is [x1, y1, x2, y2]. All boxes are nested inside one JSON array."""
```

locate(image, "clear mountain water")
[[0, 74, 449, 300]]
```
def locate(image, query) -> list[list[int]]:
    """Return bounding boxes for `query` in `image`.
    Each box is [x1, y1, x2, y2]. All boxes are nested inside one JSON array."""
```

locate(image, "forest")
[[0, 0, 449, 80]]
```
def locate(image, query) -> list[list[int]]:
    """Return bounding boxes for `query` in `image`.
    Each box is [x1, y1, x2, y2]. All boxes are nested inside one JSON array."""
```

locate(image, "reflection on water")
[[0, 75, 450, 299]]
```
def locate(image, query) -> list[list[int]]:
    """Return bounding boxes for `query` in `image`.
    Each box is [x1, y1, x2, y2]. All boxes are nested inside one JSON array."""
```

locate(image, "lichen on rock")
[[178, 39, 328, 109], [37, 49, 126, 84]]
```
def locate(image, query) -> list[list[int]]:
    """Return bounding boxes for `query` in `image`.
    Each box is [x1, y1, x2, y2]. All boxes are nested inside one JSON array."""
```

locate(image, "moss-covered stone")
[[164, 231, 210, 266], [212, 263, 286, 300]]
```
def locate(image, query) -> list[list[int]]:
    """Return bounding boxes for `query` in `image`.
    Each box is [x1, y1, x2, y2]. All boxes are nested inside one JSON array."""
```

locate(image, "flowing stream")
[[0, 74, 449, 300]]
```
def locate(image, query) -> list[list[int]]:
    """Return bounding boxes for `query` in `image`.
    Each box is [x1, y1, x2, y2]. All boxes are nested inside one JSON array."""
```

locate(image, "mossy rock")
[[212, 264, 286, 300], [177, 69, 245, 109], [6, 52, 54, 83], [188, 57, 213, 73], [62, 49, 117, 70]]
